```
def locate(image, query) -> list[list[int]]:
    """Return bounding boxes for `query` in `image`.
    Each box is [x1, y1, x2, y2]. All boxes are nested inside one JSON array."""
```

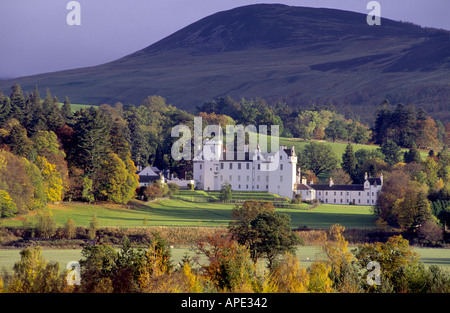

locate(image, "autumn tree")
[[0, 190, 17, 218], [196, 233, 254, 292], [316, 224, 360, 292], [6, 247, 65, 293], [354, 235, 419, 292]]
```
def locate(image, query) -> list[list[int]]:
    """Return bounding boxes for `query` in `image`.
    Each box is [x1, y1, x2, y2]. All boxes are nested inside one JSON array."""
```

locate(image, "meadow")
[[0, 198, 377, 229]]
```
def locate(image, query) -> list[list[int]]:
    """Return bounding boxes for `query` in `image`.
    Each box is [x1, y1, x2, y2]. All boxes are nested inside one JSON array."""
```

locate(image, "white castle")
[[193, 139, 383, 205]]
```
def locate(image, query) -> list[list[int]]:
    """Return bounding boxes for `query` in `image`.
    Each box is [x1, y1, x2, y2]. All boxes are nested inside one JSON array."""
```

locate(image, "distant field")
[[1, 198, 376, 229]]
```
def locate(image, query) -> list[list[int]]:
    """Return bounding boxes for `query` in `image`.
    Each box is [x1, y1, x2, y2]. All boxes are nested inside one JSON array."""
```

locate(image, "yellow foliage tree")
[[308, 261, 333, 293], [37, 156, 63, 202]]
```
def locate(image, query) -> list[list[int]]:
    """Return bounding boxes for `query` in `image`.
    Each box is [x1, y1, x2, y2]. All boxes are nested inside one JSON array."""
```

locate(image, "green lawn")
[[1, 199, 376, 229]]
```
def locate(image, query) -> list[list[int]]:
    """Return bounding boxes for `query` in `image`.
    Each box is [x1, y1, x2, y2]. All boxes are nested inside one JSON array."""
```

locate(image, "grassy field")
[[0, 199, 376, 229], [57, 102, 93, 112]]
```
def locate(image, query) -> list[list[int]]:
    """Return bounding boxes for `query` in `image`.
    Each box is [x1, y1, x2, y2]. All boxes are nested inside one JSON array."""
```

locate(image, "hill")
[[1, 4, 449, 122]]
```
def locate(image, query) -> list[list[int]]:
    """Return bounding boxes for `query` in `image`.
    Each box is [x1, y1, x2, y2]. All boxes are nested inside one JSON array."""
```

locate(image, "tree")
[[325, 120, 348, 142], [316, 224, 359, 293], [71, 107, 111, 174], [36, 156, 64, 202], [229, 200, 300, 268], [341, 143, 356, 179], [354, 235, 419, 292], [6, 247, 65, 293], [250, 211, 300, 268], [0, 190, 17, 218], [64, 218, 77, 239], [5, 123, 34, 157], [142, 184, 163, 200], [0, 151, 35, 211], [93, 153, 138, 204], [196, 233, 254, 292], [379, 140, 402, 166], [329, 169, 352, 185], [404, 144, 422, 163], [301, 142, 338, 176], [417, 220, 443, 245], [61, 96, 73, 123], [219, 182, 232, 203], [35, 210, 57, 239], [79, 244, 117, 293], [415, 117, 439, 149]]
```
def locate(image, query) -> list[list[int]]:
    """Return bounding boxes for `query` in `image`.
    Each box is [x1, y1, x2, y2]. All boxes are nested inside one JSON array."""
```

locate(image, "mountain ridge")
[[1, 4, 449, 122]]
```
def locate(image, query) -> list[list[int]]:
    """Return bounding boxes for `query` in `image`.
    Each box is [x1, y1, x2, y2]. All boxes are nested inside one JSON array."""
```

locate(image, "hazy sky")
[[1, 0, 449, 79]]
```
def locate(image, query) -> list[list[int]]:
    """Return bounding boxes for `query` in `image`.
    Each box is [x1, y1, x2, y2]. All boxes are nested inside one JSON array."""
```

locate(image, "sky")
[[0, 0, 449, 79]]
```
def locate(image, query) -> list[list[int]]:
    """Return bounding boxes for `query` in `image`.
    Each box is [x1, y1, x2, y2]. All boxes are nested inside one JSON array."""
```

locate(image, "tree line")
[[1, 202, 449, 293]]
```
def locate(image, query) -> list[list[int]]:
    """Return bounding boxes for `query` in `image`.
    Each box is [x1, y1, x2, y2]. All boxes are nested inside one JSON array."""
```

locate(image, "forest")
[[0, 83, 449, 294], [0, 84, 448, 218]]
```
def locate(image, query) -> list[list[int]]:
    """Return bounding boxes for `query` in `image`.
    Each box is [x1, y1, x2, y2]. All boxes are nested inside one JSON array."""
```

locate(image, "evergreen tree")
[[72, 107, 111, 174], [129, 113, 150, 169], [0, 97, 12, 125], [9, 84, 26, 123], [341, 143, 356, 180], [373, 100, 392, 145], [404, 144, 422, 163], [379, 140, 402, 166], [61, 96, 73, 123]]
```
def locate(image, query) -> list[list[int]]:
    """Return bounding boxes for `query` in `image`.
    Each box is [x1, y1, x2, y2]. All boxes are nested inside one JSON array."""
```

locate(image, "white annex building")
[[193, 139, 383, 205]]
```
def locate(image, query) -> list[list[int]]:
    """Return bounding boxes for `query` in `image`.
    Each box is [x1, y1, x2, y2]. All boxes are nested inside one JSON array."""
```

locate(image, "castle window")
[[340, 192, 343, 196], [280, 164, 284, 170], [367, 192, 369, 196], [358, 192, 361, 196], [229, 175, 232, 181], [200, 164, 202, 169], [229, 163, 233, 169], [221, 163, 224, 169], [258, 164, 260, 170], [246, 163, 250, 170], [334, 192, 336, 196], [238, 163, 241, 170], [247, 176, 249, 181], [238, 175, 241, 181], [334, 199, 336, 203], [340, 199, 343, 203]]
